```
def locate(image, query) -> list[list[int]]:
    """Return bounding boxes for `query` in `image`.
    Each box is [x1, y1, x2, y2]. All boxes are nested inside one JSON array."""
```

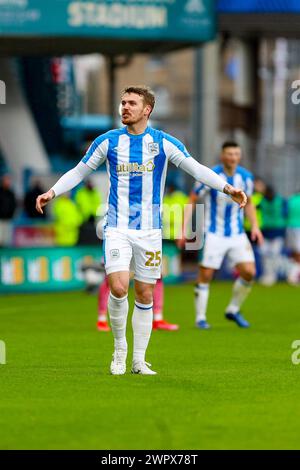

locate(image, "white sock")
[[194, 283, 210, 322], [153, 311, 163, 321], [226, 278, 253, 314], [108, 292, 128, 351], [132, 301, 153, 364], [262, 255, 276, 281], [288, 260, 300, 283], [98, 313, 107, 322]]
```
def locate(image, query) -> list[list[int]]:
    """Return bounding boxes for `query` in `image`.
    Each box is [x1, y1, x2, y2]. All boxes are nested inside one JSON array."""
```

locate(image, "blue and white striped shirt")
[[193, 165, 254, 237], [82, 126, 190, 230]]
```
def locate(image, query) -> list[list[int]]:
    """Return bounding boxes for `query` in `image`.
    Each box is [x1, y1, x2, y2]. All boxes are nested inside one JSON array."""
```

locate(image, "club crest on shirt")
[[148, 142, 159, 156], [110, 249, 120, 260]]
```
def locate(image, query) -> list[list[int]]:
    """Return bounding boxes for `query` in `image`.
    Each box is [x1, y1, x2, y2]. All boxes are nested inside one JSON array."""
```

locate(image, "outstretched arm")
[[178, 157, 247, 208], [36, 133, 109, 214], [36, 162, 93, 214]]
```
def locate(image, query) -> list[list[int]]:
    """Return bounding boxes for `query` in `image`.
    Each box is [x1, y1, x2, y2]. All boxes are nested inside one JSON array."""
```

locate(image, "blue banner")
[[218, 0, 300, 12]]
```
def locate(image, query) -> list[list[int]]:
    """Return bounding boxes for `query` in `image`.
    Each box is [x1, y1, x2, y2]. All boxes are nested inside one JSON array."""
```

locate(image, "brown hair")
[[121, 85, 155, 113]]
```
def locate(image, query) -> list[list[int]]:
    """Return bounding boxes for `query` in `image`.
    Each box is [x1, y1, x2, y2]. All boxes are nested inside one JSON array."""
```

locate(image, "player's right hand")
[[36, 189, 55, 214]]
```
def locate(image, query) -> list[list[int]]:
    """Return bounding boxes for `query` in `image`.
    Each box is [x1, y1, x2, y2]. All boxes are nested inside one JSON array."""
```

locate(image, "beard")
[[121, 115, 136, 125]]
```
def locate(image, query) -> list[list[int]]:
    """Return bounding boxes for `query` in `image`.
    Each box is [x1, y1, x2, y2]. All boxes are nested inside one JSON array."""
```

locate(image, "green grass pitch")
[[0, 282, 300, 450]]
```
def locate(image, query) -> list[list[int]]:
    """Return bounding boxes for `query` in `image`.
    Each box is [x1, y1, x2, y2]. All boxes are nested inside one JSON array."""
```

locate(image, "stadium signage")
[[68, 2, 167, 29], [0, 244, 180, 292], [0, 0, 215, 42]]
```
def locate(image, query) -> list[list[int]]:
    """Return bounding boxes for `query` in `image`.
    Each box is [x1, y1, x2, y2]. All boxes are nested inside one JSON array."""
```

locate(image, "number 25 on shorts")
[[145, 251, 161, 267]]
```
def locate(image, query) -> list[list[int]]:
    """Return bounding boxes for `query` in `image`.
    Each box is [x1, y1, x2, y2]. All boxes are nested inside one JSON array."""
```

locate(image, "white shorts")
[[200, 232, 255, 270], [103, 228, 162, 284], [286, 228, 300, 253]]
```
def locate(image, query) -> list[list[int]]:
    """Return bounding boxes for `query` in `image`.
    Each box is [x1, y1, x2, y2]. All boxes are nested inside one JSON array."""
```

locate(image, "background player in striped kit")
[[36, 87, 247, 375], [182, 141, 264, 329]]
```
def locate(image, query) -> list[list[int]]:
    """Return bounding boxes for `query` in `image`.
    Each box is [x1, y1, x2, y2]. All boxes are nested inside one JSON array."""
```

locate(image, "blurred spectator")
[[74, 180, 102, 223], [77, 215, 100, 245], [0, 174, 17, 247], [259, 185, 287, 286], [75, 180, 102, 245], [286, 190, 300, 285], [163, 184, 189, 241], [52, 193, 82, 246], [243, 177, 266, 279], [24, 179, 47, 219], [244, 177, 266, 233]]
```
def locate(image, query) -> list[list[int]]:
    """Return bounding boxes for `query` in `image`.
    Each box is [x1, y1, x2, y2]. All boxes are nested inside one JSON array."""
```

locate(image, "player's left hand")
[[251, 226, 264, 246], [224, 185, 247, 208]]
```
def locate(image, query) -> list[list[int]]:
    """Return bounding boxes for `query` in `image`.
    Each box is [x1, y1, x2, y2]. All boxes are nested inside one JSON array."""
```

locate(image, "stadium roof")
[[217, 0, 300, 38], [0, 36, 212, 57]]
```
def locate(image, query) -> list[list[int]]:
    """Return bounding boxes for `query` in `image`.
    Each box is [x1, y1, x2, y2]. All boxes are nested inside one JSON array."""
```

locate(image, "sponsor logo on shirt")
[[116, 161, 155, 175]]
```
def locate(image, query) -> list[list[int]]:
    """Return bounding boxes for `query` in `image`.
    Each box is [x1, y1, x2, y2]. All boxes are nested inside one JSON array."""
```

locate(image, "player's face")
[[221, 146, 241, 170], [254, 179, 266, 194], [121, 93, 151, 125]]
